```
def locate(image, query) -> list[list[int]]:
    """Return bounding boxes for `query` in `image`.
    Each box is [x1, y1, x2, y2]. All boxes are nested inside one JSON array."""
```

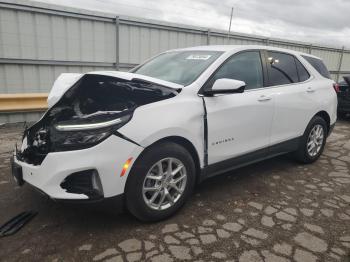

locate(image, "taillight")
[[333, 83, 340, 93]]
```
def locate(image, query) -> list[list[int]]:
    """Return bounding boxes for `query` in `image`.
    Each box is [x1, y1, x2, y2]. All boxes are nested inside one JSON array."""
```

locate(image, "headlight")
[[51, 114, 132, 151], [54, 114, 131, 131], [55, 117, 123, 131]]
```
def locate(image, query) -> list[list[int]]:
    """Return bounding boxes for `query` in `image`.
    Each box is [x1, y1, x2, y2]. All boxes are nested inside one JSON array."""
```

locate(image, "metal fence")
[[1, 0, 349, 123]]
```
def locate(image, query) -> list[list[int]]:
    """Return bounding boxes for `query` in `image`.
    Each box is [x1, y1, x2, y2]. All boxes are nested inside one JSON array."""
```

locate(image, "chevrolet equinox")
[[11, 45, 337, 221]]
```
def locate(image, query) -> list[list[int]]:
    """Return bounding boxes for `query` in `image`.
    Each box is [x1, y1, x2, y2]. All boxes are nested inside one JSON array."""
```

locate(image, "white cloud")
[[33, 0, 349, 48]]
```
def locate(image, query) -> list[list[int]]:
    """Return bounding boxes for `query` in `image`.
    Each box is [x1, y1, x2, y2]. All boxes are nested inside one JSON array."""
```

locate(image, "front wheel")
[[294, 116, 327, 164], [125, 142, 196, 222]]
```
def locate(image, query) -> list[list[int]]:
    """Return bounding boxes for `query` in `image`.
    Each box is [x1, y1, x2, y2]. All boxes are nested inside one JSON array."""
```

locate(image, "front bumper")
[[12, 135, 143, 200]]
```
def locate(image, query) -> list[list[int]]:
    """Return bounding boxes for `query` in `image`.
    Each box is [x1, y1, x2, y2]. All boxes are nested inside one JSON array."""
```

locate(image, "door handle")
[[306, 87, 315, 93], [257, 95, 272, 102]]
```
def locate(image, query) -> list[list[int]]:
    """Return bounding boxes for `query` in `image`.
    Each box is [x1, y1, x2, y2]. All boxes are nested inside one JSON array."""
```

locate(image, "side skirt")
[[200, 137, 301, 182]]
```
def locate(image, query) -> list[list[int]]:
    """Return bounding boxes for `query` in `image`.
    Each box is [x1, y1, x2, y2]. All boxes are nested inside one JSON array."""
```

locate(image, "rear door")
[[266, 51, 318, 147], [203, 51, 274, 165]]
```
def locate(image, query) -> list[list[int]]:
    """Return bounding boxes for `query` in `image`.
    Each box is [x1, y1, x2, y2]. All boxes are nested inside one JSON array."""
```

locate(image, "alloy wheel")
[[307, 124, 324, 157], [142, 158, 187, 210]]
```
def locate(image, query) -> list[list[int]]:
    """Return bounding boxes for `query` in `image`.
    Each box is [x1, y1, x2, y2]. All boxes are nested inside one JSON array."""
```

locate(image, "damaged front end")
[[17, 74, 179, 165]]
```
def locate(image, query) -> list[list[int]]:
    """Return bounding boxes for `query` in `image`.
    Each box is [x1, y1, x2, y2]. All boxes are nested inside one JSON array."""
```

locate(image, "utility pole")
[[227, 7, 234, 41]]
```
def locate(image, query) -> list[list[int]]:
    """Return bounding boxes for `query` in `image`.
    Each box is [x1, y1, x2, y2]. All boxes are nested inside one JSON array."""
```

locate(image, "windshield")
[[132, 51, 223, 86]]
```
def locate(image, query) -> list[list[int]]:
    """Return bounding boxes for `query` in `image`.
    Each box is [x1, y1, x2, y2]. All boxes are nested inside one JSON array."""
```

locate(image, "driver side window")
[[206, 51, 264, 90]]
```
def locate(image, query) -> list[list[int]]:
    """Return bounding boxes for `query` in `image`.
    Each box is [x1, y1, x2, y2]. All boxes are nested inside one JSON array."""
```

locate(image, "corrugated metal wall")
[[0, 0, 349, 123], [119, 24, 208, 64]]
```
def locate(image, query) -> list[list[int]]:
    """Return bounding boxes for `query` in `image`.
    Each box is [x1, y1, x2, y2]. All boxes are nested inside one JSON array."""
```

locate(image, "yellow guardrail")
[[0, 93, 48, 113]]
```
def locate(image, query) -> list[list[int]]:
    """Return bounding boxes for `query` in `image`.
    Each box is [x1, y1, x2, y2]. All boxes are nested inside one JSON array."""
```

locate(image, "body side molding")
[[200, 137, 301, 181]]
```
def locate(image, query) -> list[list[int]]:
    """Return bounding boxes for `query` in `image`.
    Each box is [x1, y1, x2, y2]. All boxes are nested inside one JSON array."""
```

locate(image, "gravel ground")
[[0, 119, 350, 262]]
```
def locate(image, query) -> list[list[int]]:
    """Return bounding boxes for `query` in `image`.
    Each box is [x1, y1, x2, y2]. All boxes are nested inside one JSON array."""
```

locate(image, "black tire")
[[294, 116, 327, 164], [125, 142, 196, 222]]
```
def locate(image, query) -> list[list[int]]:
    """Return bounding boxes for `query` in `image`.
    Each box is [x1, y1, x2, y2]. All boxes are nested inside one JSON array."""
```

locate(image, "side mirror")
[[204, 78, 246, 96]]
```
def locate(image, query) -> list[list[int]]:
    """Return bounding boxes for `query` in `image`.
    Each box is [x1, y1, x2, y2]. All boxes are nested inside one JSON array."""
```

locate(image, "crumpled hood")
[[87, 71, 184, 90], [22, 73, 179, 165], [48, 71, 183, 108], [48, 73, 83, 108]]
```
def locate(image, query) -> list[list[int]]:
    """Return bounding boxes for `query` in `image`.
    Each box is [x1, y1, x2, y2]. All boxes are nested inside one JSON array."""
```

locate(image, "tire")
[[125, 142, 196, 222], [294, 116, 327, 164]]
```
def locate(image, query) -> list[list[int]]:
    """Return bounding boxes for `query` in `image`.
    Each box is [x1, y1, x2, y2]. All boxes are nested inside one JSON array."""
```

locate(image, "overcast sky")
[[34, 0, 350, 48]]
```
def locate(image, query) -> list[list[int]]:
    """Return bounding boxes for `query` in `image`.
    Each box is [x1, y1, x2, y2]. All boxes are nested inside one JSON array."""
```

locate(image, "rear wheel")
[[125, 142, 196, 222], [294, 116, 327, 164]]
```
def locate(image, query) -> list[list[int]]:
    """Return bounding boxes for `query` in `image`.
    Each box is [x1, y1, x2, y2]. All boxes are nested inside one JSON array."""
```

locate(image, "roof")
[[171, 45, 321, 59]]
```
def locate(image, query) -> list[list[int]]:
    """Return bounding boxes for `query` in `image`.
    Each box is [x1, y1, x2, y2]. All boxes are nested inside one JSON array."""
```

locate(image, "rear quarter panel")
[[314, 78, 337, 125], [298, 54, 337, 126]]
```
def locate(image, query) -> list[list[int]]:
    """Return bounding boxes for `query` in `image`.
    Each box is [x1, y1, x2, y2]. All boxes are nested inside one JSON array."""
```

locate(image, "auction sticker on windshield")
[[186, 54, 212, 60]]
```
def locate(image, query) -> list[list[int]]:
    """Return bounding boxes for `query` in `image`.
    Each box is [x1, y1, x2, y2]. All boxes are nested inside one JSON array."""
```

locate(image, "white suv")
[[12, 45, 337, 221]]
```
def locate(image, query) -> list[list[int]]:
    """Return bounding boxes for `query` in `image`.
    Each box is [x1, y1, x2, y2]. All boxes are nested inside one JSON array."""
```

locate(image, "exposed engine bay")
[[18, 74, 179, 165]]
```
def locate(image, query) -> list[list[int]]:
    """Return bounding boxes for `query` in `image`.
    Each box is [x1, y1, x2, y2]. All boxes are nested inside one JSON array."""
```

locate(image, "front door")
[[203, 51, 274, 165]]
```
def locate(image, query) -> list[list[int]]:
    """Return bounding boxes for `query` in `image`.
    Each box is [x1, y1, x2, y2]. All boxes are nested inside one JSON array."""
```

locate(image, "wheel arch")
[[157, 136, 201, 183], [127, 136, 202, 186], [314, 111, 330, 134]]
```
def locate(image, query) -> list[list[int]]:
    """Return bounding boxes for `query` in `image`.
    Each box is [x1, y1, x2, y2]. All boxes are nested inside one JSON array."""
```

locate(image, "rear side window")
[[302, 55, 331, 79], [295, 58, 310, 82], [267, 51, 299, 86]]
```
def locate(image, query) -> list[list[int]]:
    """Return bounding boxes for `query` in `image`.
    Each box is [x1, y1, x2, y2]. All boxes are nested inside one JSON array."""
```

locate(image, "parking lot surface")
[[0, 120, 350, 262]]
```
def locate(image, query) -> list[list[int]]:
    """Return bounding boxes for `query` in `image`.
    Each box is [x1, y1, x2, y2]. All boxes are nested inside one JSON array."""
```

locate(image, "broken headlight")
[[51, 114, 132, 151]]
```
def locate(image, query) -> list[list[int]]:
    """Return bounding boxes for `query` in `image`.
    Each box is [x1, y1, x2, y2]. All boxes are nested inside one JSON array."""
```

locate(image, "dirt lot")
[[0, 119, 350, 262]]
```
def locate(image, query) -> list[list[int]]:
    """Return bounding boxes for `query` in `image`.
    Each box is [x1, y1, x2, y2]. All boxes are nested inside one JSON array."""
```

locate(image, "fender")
[[118, 95, 205, 167]]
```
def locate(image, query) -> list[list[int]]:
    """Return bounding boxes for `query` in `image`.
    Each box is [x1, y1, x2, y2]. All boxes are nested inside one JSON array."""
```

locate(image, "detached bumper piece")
[[60, 169, 104, 200], [0, 211, 37, 237]]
